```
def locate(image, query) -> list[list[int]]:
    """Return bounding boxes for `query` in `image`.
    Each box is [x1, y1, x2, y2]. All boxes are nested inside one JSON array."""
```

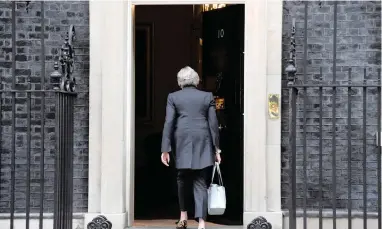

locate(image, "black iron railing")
[[285, 1, 382, 229], [0, 2, 77, 229], [287, 69, 382, 229], [0, 89, 76, 229]]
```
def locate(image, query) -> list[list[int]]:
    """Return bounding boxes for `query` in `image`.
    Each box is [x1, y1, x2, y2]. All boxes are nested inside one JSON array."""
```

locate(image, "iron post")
[[285, 18, 297, 86]]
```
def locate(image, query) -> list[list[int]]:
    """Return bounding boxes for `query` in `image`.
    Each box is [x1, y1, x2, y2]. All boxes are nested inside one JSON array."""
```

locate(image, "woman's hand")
[[215, 153, 221, 164], [161, 152, 170, 166]]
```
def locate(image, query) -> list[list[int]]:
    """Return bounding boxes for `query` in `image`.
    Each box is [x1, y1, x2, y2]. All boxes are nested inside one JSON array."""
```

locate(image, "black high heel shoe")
[[175, 220, 187, 229]]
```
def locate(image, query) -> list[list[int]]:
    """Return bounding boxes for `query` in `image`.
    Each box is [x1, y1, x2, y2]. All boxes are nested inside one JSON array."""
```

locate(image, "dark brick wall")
[[281, 1, 381, 212], [0, 1, 89, 213]]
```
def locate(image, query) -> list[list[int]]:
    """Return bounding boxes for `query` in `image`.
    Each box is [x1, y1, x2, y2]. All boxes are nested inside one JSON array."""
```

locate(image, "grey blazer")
[[161, 86, 220, 169]]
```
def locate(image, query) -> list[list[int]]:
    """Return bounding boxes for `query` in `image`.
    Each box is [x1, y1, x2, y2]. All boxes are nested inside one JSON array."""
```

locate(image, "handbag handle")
[[211, 162, 224, 186]]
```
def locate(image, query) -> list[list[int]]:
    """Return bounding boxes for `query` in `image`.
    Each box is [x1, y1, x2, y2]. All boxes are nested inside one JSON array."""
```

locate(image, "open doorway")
[[133, 4, 244, 226]]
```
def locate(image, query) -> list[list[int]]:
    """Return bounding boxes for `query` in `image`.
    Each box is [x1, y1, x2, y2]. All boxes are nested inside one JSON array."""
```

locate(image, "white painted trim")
[[243, 0, 267, 213], [88, 0, 103, 213], [265, 0, 283, 214], [125, 1, 136, 227]]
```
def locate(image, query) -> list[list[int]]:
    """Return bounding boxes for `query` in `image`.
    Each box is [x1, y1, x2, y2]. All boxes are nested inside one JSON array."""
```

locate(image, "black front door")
[[202, 5, 244, 224]]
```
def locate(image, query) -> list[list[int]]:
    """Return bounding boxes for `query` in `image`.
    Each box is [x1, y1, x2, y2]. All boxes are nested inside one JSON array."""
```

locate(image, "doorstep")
[[130, 227, 244, 229], [131, 219, 244, 228]]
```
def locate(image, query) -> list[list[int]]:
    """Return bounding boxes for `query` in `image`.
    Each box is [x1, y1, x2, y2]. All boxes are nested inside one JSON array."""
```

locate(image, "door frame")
[[87, 0, 283, 228], [125, 0, 276, 226], [126, 1, 247, 225]]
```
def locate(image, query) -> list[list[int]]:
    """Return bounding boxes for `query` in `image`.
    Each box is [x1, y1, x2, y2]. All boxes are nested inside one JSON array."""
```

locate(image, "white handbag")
[[208, 162, 226, 215]]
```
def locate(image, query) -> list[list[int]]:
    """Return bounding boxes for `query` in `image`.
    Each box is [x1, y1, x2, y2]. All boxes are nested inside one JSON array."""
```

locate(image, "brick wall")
[[0, 1, 89, 213], [281, 1, 381, 211]]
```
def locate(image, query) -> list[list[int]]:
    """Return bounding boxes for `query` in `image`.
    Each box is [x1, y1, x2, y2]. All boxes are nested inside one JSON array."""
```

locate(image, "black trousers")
[[177, 167, 210, 220]]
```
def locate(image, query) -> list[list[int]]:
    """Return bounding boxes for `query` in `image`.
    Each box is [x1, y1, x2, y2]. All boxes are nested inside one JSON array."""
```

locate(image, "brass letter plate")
[[268, 94, 280, 119]]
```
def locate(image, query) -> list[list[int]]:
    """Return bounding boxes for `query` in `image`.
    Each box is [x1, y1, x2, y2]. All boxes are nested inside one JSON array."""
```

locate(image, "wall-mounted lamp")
[[202, 4, 227, 12]]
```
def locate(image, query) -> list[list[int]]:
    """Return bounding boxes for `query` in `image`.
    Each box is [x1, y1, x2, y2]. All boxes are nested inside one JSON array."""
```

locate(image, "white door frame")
[[87, 0, 283, 228], [125, 0, 248, 225]]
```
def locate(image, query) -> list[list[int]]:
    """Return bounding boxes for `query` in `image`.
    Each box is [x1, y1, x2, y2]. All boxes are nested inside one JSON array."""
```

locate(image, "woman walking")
[[161, 66, 221, 229]]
